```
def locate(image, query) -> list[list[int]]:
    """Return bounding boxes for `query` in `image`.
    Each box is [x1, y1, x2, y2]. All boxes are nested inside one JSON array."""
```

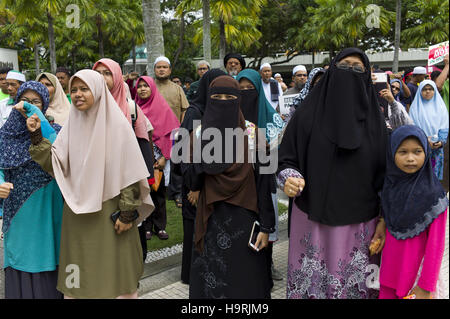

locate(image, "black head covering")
[[278, 47, 388, 226], [200, 75, 243, 175], [381, 125, 448, 239], [223, 53, 246, 70], [180, 69, 227, 132]]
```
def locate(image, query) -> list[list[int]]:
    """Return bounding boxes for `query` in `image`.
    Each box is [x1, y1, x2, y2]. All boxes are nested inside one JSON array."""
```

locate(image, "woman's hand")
[[253, 232, 269, 251], [0, 182, 14, 199], [411, 286, 432, 299], [26, 114, 41, 133], [13, 101, 27, 117], [114, 219, 133, 235], [154, 156, 166, 170], [284, 177, 305, 198], [369, 218, 386, 255], [428, 137, 443, 149], [379, 84, 395, 104], [187, 191, 200, 206]]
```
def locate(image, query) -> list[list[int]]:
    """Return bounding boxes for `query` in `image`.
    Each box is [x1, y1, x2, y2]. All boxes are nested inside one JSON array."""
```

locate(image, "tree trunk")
[[132, 37, 136, 71], [202, 0, 211, 63], [34, 43, 40, 75], [47, 11, 57, 73], [173, 11, 185, 69], [97, 15, 104, 58], [219, 18, 226, 71], [142, 0, 165, 78], [393, 0, 402, 72], [72, 49, 76, 75]]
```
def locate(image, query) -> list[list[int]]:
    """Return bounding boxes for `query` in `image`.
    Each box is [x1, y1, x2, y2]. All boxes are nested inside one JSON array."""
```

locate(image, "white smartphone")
[[248, 221, 261, 252], [373, 72, 388, 83]]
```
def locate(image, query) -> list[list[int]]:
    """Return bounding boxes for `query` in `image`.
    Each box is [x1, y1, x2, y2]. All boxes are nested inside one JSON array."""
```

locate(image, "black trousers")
[[143, 175, 167, 234], [138, 225, 148, 263]]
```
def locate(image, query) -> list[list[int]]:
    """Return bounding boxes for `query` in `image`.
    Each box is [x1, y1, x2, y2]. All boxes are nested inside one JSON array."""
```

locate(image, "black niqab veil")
[[278, 48, 388, 226], [180, 69, 228, 132], [239, 88, 259, 125]]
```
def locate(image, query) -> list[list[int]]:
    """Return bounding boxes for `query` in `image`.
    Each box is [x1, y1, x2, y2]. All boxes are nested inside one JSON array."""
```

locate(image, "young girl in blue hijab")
[[379, 125, 448, 299]]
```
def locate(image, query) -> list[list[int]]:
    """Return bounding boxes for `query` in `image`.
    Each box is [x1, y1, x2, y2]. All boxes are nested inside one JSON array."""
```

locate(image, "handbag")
[[152, 168, 163, 192]]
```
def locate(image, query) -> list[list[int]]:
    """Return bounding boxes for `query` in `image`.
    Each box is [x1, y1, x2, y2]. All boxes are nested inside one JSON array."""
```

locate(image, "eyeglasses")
[[422, 87, 434, 92], [20, 97, 42, 106], [391, 87, 400, 92], [336, 62, 365, 73]]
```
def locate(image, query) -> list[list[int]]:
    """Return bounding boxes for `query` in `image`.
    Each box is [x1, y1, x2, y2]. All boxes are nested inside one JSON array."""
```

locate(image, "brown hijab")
[[194, 76, 258, 252]]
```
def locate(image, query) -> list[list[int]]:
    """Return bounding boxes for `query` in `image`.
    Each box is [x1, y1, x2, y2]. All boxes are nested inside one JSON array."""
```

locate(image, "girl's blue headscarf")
[[381, 125, 448, 240], [409, 80, 449, 137], [390, 79, 403, 102], [236, 69, 284, 144], [0, 81, 50, 169]]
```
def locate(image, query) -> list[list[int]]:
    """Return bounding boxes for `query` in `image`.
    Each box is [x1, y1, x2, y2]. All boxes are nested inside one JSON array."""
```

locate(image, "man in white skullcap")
[[407, 66, 427, 102], [0, 70, 26, 128], [260, 63, 283, 110], [153, 56, 189, 123], [274, 73, 288, 92], [285, 65, 307, 95]]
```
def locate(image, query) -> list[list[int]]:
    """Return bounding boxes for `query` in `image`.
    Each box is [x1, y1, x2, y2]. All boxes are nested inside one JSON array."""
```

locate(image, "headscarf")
[[409, 79, 449, 137], [0, 81, 57, 233], [290, 67, 326, 109], [236, 69, 285, 145], [134, 76, 180, 159], [381, 125, 448, 239], [390, 79, 403, 102], [0, 81, 50, 168], [36, 72, 71, 125], [180, 69, 227, 133], [223, 53, 246, 70], [194, 76, 258, 252], [50, 70, 153, 224], [278, 48, 387, 226], [93, 58, 149, 141]]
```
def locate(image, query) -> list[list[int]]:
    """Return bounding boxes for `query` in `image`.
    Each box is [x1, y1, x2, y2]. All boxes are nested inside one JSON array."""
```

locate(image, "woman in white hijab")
[[36, 72, 71, 125], [27, 69, 154, 299]]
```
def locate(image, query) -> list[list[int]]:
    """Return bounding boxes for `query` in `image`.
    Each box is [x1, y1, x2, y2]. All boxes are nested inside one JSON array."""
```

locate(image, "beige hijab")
[[50, 69, 154, 224], [36, 72, 71, 125]]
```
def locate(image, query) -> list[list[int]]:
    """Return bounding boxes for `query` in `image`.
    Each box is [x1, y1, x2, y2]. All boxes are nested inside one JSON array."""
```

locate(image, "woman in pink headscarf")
[[134, 76, 180, 241]]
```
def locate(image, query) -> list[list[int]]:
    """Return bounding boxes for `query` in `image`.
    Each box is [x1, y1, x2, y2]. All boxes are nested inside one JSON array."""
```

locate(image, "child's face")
[[394, 137, 425, 174]]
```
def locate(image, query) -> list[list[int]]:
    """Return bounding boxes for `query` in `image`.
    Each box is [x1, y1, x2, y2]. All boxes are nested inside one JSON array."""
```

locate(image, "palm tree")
[[393, 0, 402, 72], [202, 0, 212, 63], [402, 0, 449, 48], [142, 0, 165, 77]]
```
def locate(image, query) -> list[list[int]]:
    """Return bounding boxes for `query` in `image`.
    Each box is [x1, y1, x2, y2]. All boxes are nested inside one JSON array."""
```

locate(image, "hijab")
[[134, 76, 180, 159], [236, 69, 284, 145], [180, 69, 227, 133], [50, 70, 153, 224], [278, 48, 387, 226], [36, 72, 71, 125], [0, 81, 57, 233], [92, 58, 149, 141], [390, 79, 403, 102], [290, 67, 326, 109], [381, 125, 448, 239], [409, 79, 449, 137], [194, 76, 258, 252], [0, 81, 50, 168]]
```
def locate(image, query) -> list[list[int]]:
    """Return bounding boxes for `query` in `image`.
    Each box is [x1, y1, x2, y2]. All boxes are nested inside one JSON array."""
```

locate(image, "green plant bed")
[[146, 200, 289, 252]]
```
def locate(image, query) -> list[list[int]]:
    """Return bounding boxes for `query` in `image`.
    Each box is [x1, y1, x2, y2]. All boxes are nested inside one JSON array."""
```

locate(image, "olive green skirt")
[[56, 195, 143, 299]]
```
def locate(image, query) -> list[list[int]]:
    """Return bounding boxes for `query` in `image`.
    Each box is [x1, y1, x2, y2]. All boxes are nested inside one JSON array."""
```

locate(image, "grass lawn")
[[146, 199, 289, 252]]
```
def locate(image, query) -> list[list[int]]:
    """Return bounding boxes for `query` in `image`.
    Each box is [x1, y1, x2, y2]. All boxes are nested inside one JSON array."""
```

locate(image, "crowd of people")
[[0, 47, 448, 300]]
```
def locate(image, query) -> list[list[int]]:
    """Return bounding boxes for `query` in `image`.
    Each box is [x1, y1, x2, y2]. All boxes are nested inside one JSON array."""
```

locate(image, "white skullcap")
[[153, 56, 171, 67], [274, 73, 281, 78], [292, 65, 306, 75], [6, 70, 26, 82], [412, 66, 427, 75], [260, 63, 271, 71]]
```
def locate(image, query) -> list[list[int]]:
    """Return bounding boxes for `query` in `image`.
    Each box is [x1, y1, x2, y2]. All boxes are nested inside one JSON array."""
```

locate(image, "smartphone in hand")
[[248, 221, 261, 252]]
